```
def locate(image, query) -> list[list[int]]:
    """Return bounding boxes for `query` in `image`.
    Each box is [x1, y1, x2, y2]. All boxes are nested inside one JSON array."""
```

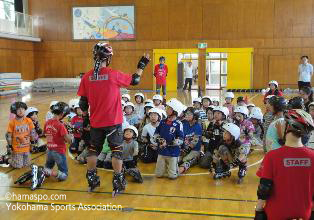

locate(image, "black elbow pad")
[[130, 73, 141, 86], [257, 178, 273, 200], [79, 96, 89, 112]]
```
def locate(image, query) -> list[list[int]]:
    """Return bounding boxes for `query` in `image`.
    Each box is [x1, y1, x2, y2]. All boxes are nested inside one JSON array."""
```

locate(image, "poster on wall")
[[72, 5, 135, 40]]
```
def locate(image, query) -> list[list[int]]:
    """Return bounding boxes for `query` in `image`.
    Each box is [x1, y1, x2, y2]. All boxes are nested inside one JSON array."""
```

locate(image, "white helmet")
[[181, 104, 187, 112], [251, 107, 263, 114], [144, 102, 155, 109], [212, 97, 220, 103], [309, 102, 314, 108], [124, 125, 138, 138], [213, 106, 229, 117], [122, 94, 131, 101], [247, 103, 255, 108], [193, 97, 202, 104], [166, 98, 184, 116], [159, 109, 167, 119], [68, 98, 79, 109], [25, 107, 38, 117], [269, 80, 278, 88], [266, 95, 275, 100], [148, 108, 163, 119], [225, 92, 235, 99], [134, 93, 145, 100], [153, 94, 163, 101], [234, 106, 249, 117], [73, 103, 80, 109], [202, 96, 211, 102], [144, 99, 153, 104], [50, 101, 58, 107], [250, 110, 263, 120], [222, 123, 240, 140], [124, 102, 135, 110]]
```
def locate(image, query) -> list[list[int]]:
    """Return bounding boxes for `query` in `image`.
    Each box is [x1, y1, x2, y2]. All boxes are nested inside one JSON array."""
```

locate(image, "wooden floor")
[[0, 90, 270, 219]]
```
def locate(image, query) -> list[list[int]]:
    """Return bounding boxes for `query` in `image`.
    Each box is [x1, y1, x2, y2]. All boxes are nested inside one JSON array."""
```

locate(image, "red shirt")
[[154, 64, 168, 85], [71, 115, 83, 138], [77, 67, 132, 128], [263, 89, 283, 103], [44, 119, 68, 154], [256, 146, 314, 220]]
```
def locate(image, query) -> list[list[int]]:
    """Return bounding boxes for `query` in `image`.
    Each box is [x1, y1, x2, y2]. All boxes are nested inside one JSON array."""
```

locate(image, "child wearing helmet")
[[255, 109, 314, 220], [179, 107, 202, 174], [121, 94, 131, 103], [25, 107, 46, 153], [154, 56, 168, 99], [249, 107, 264, 147], [46, 101, 58, 121], [124, 102, 140, 126], [134, 93, 145, 119], [137, 102, 155, 138], [1, 102, 36, 168], [152, 94, 165, 110], [154, 98, 184, 179], [263, 80, 283, 104], [140, 108, 162, 163], [212, 97, 220, 106], [199, 106, 229, 169], [223, 92, 235, 118], [233, 106, 255, 183], [69, 103, 84, 154], [212, 123, 242, 180], [246, 103, 255, 115], [265, 96, 287, 152], [67, 98, 79, 121], [193, 97, 207, 121]]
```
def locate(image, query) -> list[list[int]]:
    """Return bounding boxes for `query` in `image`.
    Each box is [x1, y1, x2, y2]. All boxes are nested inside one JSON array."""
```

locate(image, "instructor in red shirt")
[[255, 109, 314, 220], [77, 42, 150, 196], [154, 56, 168, 100]]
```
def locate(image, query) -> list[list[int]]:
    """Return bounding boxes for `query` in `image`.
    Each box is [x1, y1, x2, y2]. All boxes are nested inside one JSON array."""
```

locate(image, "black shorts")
[[298, 81, 311, 90], [90, 124, 123, 155]]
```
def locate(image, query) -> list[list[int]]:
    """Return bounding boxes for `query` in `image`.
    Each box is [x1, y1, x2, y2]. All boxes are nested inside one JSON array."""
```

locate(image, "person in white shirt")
[[298, 55, 313, 90], [183, 62, 193, 91]]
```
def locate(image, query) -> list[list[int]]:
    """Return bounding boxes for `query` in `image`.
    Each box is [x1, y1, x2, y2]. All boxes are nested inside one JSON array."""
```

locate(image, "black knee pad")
[[111, 146, 123, 160], [87, 145, 98, 157]]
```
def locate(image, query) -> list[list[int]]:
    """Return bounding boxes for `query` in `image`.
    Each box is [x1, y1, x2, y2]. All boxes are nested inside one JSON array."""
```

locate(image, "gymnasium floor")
[[0, 90, 267, 219]]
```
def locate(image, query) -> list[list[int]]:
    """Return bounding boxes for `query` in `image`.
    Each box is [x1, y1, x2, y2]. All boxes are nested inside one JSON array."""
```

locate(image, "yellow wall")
[[153, 48, 253, 91]]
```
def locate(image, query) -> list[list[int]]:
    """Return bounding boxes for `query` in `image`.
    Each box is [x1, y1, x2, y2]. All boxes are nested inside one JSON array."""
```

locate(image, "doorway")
[[177, 52, 199, 90], [206, 52, 228, 90]]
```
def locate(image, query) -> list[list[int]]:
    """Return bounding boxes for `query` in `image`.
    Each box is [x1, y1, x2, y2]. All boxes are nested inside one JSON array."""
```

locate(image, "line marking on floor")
[[0, 185, 258, 203], [0, 199, 254, 218]]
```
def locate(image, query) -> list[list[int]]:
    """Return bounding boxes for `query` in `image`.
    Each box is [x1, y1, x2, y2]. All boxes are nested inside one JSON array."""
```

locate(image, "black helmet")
[[93, 42, 113, 63], [184, 107, 199, 121], [287, 97, 305, 110], [10, 102, 27, 114], [268, 96, 287, 113], [51, 102, 70, 117], [284, 109, 314, 137]]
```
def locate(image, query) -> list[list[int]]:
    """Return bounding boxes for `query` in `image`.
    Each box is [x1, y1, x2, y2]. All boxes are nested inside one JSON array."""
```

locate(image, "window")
[[0, 0, 15, 21]]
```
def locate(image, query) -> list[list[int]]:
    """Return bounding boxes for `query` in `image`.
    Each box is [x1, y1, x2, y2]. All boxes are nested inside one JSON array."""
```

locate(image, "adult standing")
[[183, 62, 193, 91], [298, 55, 313, 90], [77, 42, 150, 196], [154, 56, 168, 100]]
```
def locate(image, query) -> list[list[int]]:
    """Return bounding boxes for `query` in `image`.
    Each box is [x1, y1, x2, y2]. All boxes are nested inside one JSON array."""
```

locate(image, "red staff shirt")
[[77, 67, 132, 128], [256, 146, 314, 220], [154, 64, 168, 85], [44, 119, 68, 154]]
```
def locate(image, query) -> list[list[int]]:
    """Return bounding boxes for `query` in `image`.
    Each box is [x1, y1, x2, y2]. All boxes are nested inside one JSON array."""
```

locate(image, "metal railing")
[[0, 11, 40, 37]]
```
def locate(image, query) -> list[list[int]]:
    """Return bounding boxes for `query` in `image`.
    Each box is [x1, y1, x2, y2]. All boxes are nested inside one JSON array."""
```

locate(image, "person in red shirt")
[[263, 80, 283, 104], [77, 42, 150, 196], [69, 103, 83, 154], [255, 109, 314, 220], [154, 56, 168, 100]]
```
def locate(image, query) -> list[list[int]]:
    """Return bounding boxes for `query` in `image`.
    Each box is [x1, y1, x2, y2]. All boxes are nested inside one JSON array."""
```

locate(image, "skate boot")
[[237, 163, 247, 184], [0, 155, 10, 167], [125, 168, 143, 183], [86, 169, 100, 192], [36, 166, 46, 188], [14, 170, 33, 184], [229, 159, 240, 169], [213, 160, 231, 180], [31, 164, 38, 190], [112, 172, 127, 197]]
